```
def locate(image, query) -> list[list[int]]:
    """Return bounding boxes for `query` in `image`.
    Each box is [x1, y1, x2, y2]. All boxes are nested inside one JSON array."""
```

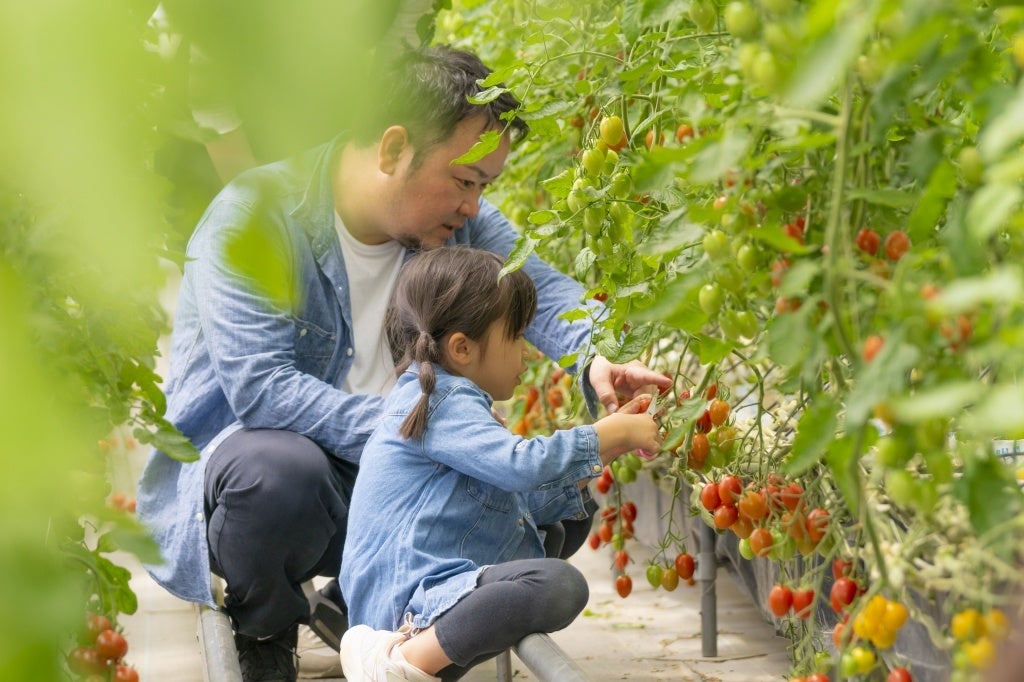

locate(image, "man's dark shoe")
[[235, 624, 298, 682]]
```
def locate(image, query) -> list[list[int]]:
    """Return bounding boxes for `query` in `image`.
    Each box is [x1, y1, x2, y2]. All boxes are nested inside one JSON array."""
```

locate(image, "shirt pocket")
[[293, 318, 336, 378], [461, 480, 523, 563]]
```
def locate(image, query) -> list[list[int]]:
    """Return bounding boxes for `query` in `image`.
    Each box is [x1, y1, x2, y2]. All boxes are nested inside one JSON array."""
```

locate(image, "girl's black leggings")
[[433, 558, 589, 681]]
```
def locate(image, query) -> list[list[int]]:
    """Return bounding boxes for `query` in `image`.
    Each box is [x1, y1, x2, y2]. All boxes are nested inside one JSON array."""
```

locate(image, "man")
[[137, 45, 671, 682]]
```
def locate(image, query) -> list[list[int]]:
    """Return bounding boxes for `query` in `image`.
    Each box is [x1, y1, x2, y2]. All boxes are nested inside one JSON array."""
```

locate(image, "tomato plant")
[[443, 0, 1024, 676]]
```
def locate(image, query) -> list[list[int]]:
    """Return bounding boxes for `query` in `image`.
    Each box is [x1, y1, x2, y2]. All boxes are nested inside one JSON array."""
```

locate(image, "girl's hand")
[[593, 399, 662, 463]]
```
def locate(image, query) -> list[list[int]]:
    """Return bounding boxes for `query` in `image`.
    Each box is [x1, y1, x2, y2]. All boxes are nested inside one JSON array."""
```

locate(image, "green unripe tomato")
[[738, 537, 754, 560], [751, 50, 780, 90], [736, 243, 761, 272], [582, 147, 605, 179], [609, 201, 632, 229], [885, 469, 916, 507], [567, 189, 587, 213], [623, 452, 643, 472], [583, 204, 605, 236], [703, 229, 731, 260], [609, 171, 632, 199], [719, 309, 743, 341], [724, 1, 760, 39], [689, 0, 718, 31], [715, 263, 745, 294], [923, 450, 954, 485], [646, 564, 664, 588], [958, 146, 984, 185], [759, 0, 794, 14], [603, 150, 619, 175], [735, 310, 757, 339], [699, 283, 725, 315], [599, 116, 624, 148], [874, 436, 909, 468]]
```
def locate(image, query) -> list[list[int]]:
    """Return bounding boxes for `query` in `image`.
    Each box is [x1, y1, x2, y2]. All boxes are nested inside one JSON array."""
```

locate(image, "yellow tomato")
[[951, 608, 982, 642], [963, 637, 996, 670], [870, 628, 898, 650], [982, 609, 1010, 642], [883, 601, 909, 632], [850, 646, 876, 674]]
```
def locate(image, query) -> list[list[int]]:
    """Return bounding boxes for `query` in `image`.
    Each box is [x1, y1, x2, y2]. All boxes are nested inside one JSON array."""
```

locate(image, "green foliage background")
[[0, 1, 399, 679]]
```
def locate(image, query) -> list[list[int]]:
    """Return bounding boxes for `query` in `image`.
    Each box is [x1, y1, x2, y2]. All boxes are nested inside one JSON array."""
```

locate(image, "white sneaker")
[[297, 624, 343, 678], [339, 625, 439, 682]]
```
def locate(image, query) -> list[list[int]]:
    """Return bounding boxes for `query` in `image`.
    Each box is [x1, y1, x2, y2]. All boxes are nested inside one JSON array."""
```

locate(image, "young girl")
[[339, 247, 661, 682]]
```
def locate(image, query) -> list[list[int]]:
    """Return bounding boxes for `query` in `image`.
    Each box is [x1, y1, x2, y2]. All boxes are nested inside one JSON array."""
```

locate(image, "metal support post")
[[699, 522, 718, 657]]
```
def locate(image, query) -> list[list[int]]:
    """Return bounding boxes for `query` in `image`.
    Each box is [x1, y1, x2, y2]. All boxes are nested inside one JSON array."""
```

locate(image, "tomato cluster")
[[949, 607, 1010, 674], [509, 365, 570, 437], [66, 612, 139, 681]]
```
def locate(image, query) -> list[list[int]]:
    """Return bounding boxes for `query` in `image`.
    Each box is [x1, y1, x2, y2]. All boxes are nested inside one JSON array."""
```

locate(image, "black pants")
[[204, 429, 357, 638], [203, 428, 594, 638], [435, 558, 589, 682]]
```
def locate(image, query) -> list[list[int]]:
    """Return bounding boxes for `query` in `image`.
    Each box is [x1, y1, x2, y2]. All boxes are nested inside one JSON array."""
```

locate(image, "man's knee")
[[207, 429, 339, 509]]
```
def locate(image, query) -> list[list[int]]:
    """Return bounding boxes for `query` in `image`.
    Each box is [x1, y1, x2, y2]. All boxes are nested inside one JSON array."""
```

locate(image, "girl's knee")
[[544, 562, 589, 624]]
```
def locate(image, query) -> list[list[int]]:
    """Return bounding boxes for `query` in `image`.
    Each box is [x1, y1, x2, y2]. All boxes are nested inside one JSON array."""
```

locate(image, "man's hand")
[[588, 356, 672, 414]]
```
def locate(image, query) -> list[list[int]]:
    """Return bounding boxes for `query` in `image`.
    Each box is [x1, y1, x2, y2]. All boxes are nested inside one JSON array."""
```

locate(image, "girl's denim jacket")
[[136, 136, 600, 606], [340, 366, 603, 632]]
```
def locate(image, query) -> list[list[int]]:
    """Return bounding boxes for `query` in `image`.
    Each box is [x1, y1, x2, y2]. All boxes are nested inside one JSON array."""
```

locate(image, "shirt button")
[[592, 464, 601, 473], [518, 518, 524, 526], [195, 513, 203, 521], [346, 347, 354, 356], [299, 328, 307, 337]]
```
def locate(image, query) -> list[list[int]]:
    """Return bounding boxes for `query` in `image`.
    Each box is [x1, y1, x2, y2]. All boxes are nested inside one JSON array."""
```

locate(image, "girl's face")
[[464, 319, 529, 401]]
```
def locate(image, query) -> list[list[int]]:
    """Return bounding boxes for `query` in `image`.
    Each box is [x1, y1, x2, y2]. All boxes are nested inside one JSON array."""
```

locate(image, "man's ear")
[[378, 126, 411, 175], [445, 332, 475, 367]]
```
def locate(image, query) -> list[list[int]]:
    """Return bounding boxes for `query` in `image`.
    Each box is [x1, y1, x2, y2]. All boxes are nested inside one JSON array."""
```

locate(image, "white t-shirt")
[[334, 211, 405, 397]]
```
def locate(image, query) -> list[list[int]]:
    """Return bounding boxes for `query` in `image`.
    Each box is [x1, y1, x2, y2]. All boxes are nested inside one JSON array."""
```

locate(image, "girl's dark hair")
[[386, 247, 537, 440], [351, 44, 529, 165]]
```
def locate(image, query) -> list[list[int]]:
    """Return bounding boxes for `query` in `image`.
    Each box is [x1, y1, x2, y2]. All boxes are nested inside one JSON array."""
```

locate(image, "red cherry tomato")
[[887, 667, 913, 682], [792, 588, 815, 619], [675, 553, 695, 580], [615, 574, 633, 598], [769, 584, 794, 617]]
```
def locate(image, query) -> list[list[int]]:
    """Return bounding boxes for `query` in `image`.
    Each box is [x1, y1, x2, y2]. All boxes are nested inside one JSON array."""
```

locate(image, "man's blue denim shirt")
[[136, 136, 600, 606], [340, 366, 602, 632]]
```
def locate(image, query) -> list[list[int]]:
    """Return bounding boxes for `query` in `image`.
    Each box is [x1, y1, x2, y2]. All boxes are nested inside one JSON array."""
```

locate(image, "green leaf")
[[784, 395, 838, 477], [765, 305, 812, 367], [926, 266, 1023, 316], [451, 130, 502, 165], [955, 455, 1022, 539], [979, 80, 1024, 161], [846, 332, 920, 427], [825, 435, 858, 517], [690, 334, 734, 365], [149, 419, 199, 462], [528, 210, 557, 225], [845, 187, 918, 209], [907, 160, 956, 243], [224, 212, 295, 313], [750, 225, 813, 255], [966, 183, 1023, 240], [614, 324, 656, 363], [689, 127, 752, 185], [782, 1, 878, 108], [500, 236, 537, 277], [887, 382, 986, 424], [960, 384, 1024, 440], [467, 85, 508, 105], [541, 169, 573, 199]]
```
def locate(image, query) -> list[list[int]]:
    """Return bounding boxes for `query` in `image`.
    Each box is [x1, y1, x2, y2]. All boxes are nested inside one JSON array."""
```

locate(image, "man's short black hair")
[[350, 45, 528, 158]]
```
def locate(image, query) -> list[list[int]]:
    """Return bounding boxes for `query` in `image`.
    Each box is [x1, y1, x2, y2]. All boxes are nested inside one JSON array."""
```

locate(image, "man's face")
[[385, 116, 511, 250]]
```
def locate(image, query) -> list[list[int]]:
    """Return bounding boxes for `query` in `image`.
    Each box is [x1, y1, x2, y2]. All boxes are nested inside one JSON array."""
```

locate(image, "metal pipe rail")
[[496, 633, 589, 682], [197, 604, 243, 682]]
